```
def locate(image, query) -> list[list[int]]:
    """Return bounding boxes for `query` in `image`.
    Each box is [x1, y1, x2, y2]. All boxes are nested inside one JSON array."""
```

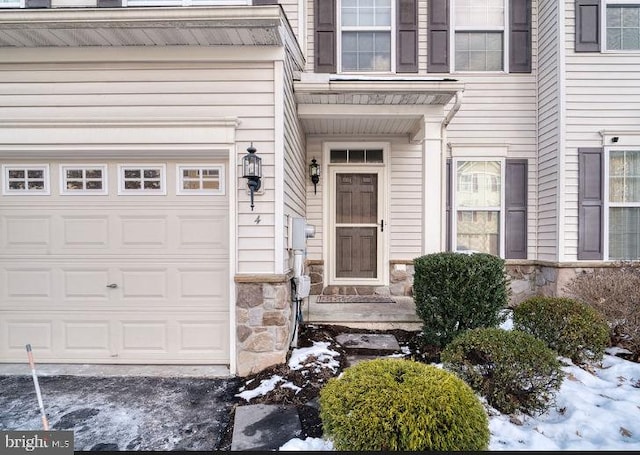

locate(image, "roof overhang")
[[294, 74, 465, 138], [0, 5, 301, 58]]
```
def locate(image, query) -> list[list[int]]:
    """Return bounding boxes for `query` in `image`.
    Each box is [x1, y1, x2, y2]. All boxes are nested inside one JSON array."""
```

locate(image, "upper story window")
[[453, 0, 506, 71], [339, 0, 393, 72], [606, 3, 640, 50]]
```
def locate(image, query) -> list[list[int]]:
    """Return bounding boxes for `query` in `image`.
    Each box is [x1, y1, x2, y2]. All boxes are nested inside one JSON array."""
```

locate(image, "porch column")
[[422, 117, 445, 254]]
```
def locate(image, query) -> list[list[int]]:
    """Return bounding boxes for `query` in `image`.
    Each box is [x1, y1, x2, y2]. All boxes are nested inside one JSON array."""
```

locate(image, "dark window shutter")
[[97, 0, 122, 7], [25, 0, 50, 7], [397, 0, 418, 73], [505, 159, 528, 259], [578, 148, 604, 259], [575, 0, 601, 52], [428, 0, 450, 73], [509, 0, 532, 73], [446, 158, 452, 251], [315, 0, 337, 73], [253, 0, 278, 4]]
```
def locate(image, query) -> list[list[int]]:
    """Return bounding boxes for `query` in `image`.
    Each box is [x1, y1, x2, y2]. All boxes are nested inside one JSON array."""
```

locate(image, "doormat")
[[316, 295, 395, 304]]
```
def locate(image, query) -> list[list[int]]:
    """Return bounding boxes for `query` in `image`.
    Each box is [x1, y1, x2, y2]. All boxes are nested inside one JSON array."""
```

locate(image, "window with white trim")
[[605, 2, 640, 50], [118, 164, 166, 195], [453, 0, 506, 71], [339, 0, 393, 72], [2, 165, 50, 195], [60, 165, 108, 195], [177, 165, 225, 195], [607, 150, 640, 259], [453, 159, 503, 255], [123, 0, 250, 6]]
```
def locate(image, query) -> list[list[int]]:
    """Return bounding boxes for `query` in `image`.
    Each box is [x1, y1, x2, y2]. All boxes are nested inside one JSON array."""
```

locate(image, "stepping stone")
[[231, 404, 301, 451], [336, 333, 400, 353], [346, 354, 384, 367]]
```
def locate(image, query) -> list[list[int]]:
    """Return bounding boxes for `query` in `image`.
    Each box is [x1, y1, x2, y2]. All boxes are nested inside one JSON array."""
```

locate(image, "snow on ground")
[[236, 375, 285, 401], [280, 353, 640, 451], [288, 341, 340, 373], [279, 318, 640, 452]]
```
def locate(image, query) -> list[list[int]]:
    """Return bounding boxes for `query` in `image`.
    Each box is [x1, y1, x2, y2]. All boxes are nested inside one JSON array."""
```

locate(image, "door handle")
[[379, 220, 384, 232], [106, 283, 118, 289]]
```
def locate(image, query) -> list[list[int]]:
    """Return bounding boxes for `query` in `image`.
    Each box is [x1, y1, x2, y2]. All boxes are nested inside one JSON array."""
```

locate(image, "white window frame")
[[59, 164, 108, 196], [337, 0, 397, 74], [604, 148, 640, 260], [122, 0, 249, 6], [0, 0, 24, 9], [176, 164, 225, 195], [117, 164, 166, 195], [602, 0, 640, 53], [452, 157, 506, 257], [2, 164, 50, 195], [450, 0, 510, 73]]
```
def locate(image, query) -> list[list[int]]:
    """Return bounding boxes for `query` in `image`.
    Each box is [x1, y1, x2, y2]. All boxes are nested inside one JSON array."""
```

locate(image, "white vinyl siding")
[[306, 137, 425, 262], [562, 0, 640, 259], [537, 0, 561, 261], [0, 46, 277, 274], [282, 50, 307, 272]]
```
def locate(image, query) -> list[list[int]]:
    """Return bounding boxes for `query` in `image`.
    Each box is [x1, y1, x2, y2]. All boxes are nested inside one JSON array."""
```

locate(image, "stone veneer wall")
[[235, 275, 293, 377], [306, 259, 618, 306]]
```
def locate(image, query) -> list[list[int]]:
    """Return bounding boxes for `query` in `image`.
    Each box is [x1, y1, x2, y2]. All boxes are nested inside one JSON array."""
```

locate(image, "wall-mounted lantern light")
[[309, 158, 320, 194], [243, 144, 262, 211]]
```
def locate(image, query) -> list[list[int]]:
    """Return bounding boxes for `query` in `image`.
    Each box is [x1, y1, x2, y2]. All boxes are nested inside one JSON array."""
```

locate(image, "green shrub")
[[442, 328, 564, 415], [413, 252, 509, 347], [565, 265, 640, 361], [319, 358, 489, 451], [513, 296, 610, 363]]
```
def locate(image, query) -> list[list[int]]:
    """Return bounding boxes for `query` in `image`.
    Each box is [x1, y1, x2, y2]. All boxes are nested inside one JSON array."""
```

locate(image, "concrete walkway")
[[230, 331, 403, 450]]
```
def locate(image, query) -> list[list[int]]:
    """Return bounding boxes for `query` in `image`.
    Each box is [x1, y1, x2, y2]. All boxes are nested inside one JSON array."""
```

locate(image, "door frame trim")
[[322, 142, 390, 287]]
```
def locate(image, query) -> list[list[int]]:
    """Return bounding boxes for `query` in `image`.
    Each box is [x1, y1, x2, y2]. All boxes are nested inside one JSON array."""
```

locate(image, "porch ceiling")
[[0, 6, 285, 47], [294, 75, 464, 137]]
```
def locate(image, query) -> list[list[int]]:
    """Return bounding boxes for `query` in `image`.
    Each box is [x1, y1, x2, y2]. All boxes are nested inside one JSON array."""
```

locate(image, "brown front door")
[[335, 173, 378, 278]]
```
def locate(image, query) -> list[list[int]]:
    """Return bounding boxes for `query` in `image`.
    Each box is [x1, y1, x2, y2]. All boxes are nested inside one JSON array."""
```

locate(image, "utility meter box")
[[291, 217, 316, 250], [295, 275, 311, 299]]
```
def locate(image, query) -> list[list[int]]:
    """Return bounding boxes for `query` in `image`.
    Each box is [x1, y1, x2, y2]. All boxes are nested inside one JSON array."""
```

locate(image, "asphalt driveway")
[[0, 375, 240, 451]]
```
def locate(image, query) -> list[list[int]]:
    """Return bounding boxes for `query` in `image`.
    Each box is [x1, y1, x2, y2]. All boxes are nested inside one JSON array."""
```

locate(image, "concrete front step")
[[335, 333, 401, 353], [301, 295, 423, 331]]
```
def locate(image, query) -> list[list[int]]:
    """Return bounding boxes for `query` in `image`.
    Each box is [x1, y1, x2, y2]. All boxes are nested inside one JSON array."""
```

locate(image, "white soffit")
[[0, 6, 285, 47]]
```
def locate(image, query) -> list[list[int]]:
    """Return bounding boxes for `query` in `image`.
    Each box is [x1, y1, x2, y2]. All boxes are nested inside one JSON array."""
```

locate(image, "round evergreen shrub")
[[513, 296, 610, 363], [319, 358, 489, 451], [441, 328, 564, 415], [413, 252, 509, 347]]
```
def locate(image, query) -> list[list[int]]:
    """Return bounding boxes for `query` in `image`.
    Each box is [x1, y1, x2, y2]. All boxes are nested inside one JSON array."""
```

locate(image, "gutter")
[[442, 89, 464, 129]]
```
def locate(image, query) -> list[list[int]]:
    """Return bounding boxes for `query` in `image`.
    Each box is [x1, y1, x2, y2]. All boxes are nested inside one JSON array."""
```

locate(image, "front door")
[[334, 172, 380, 279]]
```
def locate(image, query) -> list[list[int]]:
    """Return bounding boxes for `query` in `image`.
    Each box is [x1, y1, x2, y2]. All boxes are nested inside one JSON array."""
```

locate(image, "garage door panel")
[[64, 321, 111, 352], [5, 268, 52, 299], [2, 215, 51, 249], [120, 269, 168, 299], [179, 320, 228, 353], [64, 269, 110, 299], [62, 216, 109, 248], [121, 322, 168, 353], [179, 267, 227, 299], [119, 215, 168, 248], [5, 320, 53, 354], [178, 215, 228, 250]]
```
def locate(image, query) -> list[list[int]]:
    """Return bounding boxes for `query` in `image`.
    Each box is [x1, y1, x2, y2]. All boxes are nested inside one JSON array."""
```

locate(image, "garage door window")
[[177, 165, 224, 195], [118, 164, 166, 195], [2, 164, 50, 195], [60, 165, 108, 195]]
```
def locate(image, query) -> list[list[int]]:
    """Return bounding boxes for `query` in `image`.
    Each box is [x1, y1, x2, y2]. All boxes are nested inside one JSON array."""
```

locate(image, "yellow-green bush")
[[513, 296, 610, 363], [442, 328, 564, 415], [319, 358, 489, 451]]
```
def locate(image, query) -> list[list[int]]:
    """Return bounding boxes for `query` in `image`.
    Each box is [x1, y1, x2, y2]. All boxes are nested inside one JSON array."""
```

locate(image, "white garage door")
[[0, 160, 229, 364]]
